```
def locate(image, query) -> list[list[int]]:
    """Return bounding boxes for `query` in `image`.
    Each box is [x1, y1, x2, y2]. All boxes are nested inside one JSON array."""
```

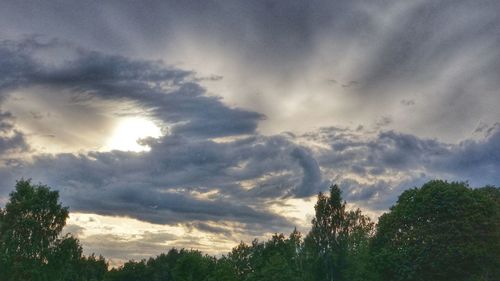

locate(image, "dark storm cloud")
[[3, 118, 497, 226], [306, 124, 500, 210], [3, 133, 325, 229], [290, 147, 327, 197], [438, 123, 500, 184], [311, 126, 446, 173], [0, 38, 329, 233], [0, 39, 263, 138], [1, 35, 497, 228], [1, 0, 499, 141]]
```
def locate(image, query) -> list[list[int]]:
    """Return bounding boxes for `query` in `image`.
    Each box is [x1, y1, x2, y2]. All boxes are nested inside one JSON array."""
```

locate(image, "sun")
[[105, 117, 162, 152]]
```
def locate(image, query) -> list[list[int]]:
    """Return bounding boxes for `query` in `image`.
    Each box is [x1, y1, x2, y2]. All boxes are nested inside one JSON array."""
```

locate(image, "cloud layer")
[[0, 39, 327, 232]]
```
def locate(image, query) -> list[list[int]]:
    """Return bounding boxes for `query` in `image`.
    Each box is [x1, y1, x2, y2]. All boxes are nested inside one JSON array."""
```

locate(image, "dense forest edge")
[[0, 179, 498, 281]]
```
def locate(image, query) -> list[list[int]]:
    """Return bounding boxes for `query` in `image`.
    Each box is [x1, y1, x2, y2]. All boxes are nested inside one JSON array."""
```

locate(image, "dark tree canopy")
[[371, 180, 500, 281], [0, 179, 107, 281], [1, 179, 498, 281], [0, 179, 69, 280], [303, 184, 374, 281]]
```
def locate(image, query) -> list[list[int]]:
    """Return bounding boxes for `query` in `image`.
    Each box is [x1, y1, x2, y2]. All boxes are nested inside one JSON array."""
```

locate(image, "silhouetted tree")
[[172, 250, 215, 281], [228, 241, 254, 279], [47, 235, 83, 281], [0, 179, 69, 281], [80, 254, 108, 281], [303, 184, 373, 281], [207, 256, 238, 281], [2, 178, 497, 281]]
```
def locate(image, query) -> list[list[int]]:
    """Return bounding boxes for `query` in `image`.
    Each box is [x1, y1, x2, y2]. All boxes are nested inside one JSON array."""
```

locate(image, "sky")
[[0, 0, 499, 266]]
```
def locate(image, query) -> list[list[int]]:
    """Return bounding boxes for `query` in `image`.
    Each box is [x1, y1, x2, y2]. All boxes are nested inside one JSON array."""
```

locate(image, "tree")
[[244, 232, 304, 281], [146, 251, 179, 281], [371, 180, 500, 281], [343, 209, 375, 281], [80, 254, 108, 281], [207, 256, 238, 281], [303, 184, 373, 281], [172, 250, 215, 281], [0, 179, 69, 281], [104, 260, 149, 281], [47, 235, 83, 281], [228, 241, 254, 280]]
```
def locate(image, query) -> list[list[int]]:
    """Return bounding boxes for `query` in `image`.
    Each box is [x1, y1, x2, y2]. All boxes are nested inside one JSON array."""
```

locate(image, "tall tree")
[[306, 185, 349, 281], [228, 241, 254, 280], [304, 184, 373, 281], [0, 179, 69, 281], [80, 254, 108, 281], [47, 235, 83, 281], [371, 181, 500, 281], [245, 232, 303, 281]]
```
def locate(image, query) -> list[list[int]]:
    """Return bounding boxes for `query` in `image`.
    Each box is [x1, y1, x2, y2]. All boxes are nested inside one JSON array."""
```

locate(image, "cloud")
[[0, 110, 29, 155], [186, 222, 233, 237], [0, 39, 328, 237], [0, 39, 263, 139], [305, 124, 500, 210], [1, 36, 497, 222], [2, 134, 325, 229], [1, 0, 499, 142], [290, 147, 327, 197]]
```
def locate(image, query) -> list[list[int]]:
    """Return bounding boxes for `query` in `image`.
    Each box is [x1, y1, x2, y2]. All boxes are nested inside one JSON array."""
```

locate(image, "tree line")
[[0, 179, 498, 281]]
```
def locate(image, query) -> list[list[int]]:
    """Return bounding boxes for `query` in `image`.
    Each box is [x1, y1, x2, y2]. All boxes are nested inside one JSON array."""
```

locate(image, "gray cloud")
[[305, 124, 500, 210], [1, 134, 324, 229], [186, 222, 233, 237], [0, 110, 29, 155], [290, 147, 327, 197], [0, 39, 263, 139], [1, 0, 499, 141], [3, 33, 496, 232], [0, 39, 328, 235]]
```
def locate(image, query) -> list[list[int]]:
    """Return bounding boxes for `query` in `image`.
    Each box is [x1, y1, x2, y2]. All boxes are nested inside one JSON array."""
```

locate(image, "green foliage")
[[103, 249, 216, 281], [303, 184, 374, 281], [0, 179, 69, 281], [145, 250, 180, 281], [1, 179, 498, 281], [172, 250, 215, 281], [0, 179, 108, 281], [207, 256, 238, 281], [80, 254, 108, 281], [47, 235, 84, 281], [371, 180, 500, 281], [227, 241, 253, 279], [105, 260, 149, 281], [245, 232, 304, 281]]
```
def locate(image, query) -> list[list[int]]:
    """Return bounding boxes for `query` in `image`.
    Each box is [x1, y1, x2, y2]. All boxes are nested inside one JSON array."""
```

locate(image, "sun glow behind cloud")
[[105, 117, 162, 152]]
